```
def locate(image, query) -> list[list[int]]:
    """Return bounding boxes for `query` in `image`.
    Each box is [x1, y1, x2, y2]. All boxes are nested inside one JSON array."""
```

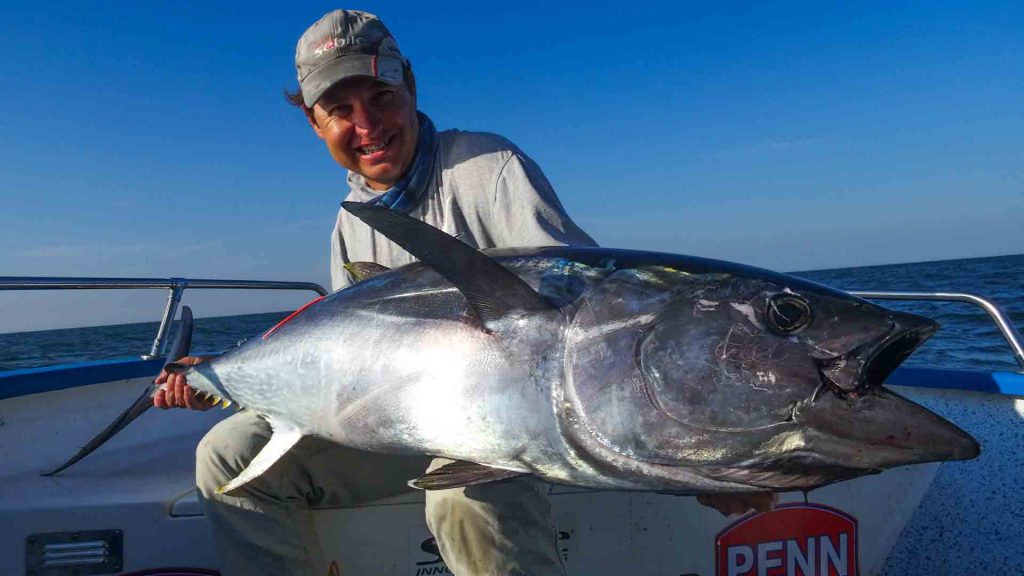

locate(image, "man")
[[157, 9, 594, 576], [156, 9, 771, 575]]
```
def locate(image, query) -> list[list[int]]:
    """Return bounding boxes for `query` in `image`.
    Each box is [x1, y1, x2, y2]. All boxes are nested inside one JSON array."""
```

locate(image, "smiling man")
[[308, 75, 419, 191], [155, 9, 768, 574], [164, 8, 595, 576]]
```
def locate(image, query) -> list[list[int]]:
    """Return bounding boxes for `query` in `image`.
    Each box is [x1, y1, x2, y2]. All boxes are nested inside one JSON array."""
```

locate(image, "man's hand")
[[696, 492, 778, 517], [153, 356, 218, 410]]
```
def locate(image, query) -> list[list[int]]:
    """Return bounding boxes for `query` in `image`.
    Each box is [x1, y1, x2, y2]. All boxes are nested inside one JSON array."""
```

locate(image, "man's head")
[[293, 9, 419, 190]]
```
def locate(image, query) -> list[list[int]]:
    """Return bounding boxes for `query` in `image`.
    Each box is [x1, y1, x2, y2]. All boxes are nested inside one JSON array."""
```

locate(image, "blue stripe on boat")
[[885, 367, 1024, 396], [0, 358, 163, 400]]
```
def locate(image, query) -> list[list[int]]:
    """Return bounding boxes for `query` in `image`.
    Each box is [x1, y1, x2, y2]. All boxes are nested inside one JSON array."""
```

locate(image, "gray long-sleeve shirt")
[[330, 129, 596, 291]]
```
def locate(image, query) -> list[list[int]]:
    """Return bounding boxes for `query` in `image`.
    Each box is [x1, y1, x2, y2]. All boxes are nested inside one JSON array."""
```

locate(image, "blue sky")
[[2, 1, 1021, 332]]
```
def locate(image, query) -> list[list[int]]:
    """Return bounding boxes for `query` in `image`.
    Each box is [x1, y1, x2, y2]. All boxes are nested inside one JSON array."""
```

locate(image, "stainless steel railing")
[[0, 277, 328, 359], [850, 291, 1024, 370], [1, 278, 1020, 370]]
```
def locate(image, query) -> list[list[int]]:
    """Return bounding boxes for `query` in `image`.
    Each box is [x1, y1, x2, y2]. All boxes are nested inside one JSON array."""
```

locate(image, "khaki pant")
[[196, 411, 566, 576]]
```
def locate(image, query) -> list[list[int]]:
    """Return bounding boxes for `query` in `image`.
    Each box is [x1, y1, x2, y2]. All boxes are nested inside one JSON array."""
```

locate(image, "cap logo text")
[[311, 36, 370, 57]]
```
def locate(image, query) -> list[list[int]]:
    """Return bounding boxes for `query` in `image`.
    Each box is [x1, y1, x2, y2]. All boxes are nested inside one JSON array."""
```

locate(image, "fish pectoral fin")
[[41, 383, 157, 476], [409, 460, 528, 490], [41, 306, 195, 477], [344, 261, 391, 282], [217, 418, 303, 495]]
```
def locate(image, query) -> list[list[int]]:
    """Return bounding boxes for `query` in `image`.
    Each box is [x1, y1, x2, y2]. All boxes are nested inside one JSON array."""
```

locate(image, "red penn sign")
[[715, 503, 858, 576]]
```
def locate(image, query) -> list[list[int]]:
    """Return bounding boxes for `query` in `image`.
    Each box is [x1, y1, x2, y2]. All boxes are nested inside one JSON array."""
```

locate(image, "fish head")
[[566, 266, 978, 490], [638, 277, 932, 428]]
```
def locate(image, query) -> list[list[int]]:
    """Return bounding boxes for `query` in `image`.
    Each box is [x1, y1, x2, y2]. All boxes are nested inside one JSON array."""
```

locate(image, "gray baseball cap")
[[295, 10, 408, 107]]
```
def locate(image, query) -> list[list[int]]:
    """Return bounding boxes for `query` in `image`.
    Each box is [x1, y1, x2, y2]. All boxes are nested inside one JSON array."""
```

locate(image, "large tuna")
[[50, 202, 980, 495]]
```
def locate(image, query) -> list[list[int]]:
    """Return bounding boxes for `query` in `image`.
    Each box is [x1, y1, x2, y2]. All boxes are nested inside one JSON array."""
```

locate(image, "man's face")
[[310, 75, 418, 191]]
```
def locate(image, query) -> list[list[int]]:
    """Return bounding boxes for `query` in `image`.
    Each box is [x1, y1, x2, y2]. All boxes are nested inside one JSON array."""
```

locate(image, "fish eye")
[[766, 293, 812, 334]]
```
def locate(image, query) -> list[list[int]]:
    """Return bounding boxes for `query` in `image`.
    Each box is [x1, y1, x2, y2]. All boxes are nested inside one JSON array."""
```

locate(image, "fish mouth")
[[815, 311, 938, 395], [861, 321, 936, 385], [797, 309, 979, 473]]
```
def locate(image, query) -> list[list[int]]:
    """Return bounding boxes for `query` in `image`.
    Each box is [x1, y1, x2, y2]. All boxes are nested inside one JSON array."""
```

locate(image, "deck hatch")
[[25, 529, 123, 575]]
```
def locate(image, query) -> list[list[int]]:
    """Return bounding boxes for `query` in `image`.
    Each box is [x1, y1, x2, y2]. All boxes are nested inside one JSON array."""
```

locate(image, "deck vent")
[[25, 529, 123, 575]]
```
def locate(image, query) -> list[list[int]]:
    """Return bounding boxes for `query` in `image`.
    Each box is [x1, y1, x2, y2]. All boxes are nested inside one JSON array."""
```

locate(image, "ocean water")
[[1, 254, 1021, 373]]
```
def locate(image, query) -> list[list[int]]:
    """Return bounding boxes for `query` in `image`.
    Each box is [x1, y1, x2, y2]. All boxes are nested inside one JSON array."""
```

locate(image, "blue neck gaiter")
[[370, 111, 438, 214]]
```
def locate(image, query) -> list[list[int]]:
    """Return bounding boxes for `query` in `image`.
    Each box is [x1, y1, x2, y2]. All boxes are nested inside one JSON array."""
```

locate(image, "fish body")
[[182, 206, 978, 495]]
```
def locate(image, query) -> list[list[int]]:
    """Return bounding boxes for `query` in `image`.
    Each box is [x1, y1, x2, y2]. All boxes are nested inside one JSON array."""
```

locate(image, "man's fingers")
[[153, 387, 169, 409], [154, 357, 216, 411], [173, 376, 188, 407], [154, 357, 219, 411], [156, 355, 192, 386]]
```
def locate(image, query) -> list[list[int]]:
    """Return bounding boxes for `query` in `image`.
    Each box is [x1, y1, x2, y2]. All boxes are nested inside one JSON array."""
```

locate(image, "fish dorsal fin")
[[342, 202, 553, 324], [344, 261, 391, 282], [217, 417, 303, 494], [410, 460, 528, 490], [41, 306, 195, 476]]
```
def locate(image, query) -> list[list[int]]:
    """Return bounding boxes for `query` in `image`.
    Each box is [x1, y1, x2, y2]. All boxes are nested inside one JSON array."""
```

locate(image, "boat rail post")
[[947, 293, 1024, 370], [144, 278, 187, 360]]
